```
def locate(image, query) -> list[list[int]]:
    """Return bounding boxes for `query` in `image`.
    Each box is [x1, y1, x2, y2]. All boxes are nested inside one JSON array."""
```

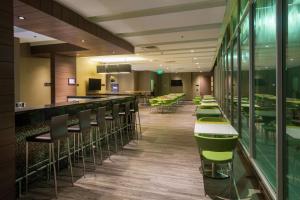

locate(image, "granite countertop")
[[15, 95, 132, 114]]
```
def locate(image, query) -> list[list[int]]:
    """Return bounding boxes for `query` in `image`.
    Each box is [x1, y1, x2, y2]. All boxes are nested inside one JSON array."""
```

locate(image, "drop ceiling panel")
[[98, 6, 225, 33], [157, 41, 218, 50], [55, 0, 203, 17], [138, 48, 216, 55], [124, 29, 220, 45]]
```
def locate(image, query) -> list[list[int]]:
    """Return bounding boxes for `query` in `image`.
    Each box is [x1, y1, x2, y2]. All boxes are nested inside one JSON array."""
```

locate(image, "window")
[[240, 15, 250, 150], [232, 39, 239, 129], [254, 0, 277, 189], [286, 0, 300, 198]]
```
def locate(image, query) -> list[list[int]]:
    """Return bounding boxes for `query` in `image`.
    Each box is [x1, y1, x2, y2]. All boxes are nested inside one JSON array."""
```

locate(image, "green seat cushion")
[[202, 150, 233, 162]]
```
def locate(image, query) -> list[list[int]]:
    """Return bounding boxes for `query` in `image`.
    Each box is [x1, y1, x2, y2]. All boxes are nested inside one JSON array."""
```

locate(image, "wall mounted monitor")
[[171, 80, 183, 87], [88, 78, 101, 90]]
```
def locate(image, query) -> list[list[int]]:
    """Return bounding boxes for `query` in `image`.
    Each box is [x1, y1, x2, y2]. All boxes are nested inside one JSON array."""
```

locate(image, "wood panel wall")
[[0, 0, 16, 199], [52, 55, 76, 103]]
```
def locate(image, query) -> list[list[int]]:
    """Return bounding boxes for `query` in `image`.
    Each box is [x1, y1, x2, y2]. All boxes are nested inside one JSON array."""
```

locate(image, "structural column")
[[0, 0, 16, 199]]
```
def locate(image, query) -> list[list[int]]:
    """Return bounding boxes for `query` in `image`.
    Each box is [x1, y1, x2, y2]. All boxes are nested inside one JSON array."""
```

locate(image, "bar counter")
[[15, 95, 135, 185]]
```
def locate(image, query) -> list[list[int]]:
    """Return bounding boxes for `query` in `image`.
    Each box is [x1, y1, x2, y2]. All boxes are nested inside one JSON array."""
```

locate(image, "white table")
[[287, 126, 300, 139], [194, 122, 238, 136]]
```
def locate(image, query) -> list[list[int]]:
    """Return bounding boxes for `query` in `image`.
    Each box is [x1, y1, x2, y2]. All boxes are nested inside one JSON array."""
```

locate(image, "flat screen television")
[[171, 80, 183, 87], [88, 78, 101, 90]]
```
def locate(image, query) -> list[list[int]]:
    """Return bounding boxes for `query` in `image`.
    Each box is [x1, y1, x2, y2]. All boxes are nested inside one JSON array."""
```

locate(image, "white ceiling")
[[14, 26, 64, 45], [16, 0, 226, 73]]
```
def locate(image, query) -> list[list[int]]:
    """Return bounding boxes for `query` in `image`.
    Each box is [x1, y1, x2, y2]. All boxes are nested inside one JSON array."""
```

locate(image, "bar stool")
[[68, 109, 96, 177], [119, 102, 132, 142], [105, 104, 122, 152], [25, 114, 73, 198], [91, 106, 111, 162], [130, 99, 142, 140]]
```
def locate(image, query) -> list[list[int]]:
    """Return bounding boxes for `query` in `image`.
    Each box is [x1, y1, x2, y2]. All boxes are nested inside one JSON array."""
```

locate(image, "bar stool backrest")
[[79, 109, 91, 133], [194, 135, 238, 152], [125, 102, 131, 116], [50, 114, 68, 141], [96, 106, 106, 127], [112, 104, 120, 119], [134, 99, 139, 112]]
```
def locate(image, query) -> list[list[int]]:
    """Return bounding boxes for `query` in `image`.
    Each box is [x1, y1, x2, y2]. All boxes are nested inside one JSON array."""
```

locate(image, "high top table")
[[199, 102, 219, 108], [194, 121, 238, 137]]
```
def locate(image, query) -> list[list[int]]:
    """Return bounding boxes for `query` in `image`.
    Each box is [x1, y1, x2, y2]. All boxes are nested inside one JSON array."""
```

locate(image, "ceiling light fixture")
[[18, 16, 25, 20], [195, 62, 199, 64], [81, 39, 85, 43], [190, 50, 194, 53], [93, 55, 145, 63], [193, 57, 197, 60]]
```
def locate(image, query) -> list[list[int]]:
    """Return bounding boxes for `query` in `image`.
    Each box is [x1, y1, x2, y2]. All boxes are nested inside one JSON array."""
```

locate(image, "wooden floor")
[[22, 104, 264, 200]]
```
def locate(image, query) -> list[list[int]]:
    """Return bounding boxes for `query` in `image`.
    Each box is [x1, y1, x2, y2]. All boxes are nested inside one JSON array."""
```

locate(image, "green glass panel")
[[286, 0, 300, 199], [226, 47, 232, 118], [240, 15, 250, 150], [240, 0, 248, 18], [254, 0, 276, 190], [232, 40, 238, 129]]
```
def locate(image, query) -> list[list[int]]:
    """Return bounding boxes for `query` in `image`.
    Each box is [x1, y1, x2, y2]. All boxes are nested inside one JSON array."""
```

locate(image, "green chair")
[[149, 98, 160, 112], [194, 134, 238, 195], [198, 117, 228, 123]]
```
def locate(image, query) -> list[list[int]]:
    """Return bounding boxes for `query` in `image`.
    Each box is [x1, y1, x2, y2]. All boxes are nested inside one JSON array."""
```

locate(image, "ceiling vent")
[[142, 45, 159, 51], [97, 64, 132, 74], [166, 60, 176, 63]]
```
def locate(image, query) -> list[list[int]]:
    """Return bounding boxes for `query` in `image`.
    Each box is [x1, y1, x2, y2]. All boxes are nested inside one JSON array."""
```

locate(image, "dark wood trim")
[[14, 0, 134, 56], [50, 53, 55, 104], [0, 0, 15, 199], [31, 43, 87, 56]]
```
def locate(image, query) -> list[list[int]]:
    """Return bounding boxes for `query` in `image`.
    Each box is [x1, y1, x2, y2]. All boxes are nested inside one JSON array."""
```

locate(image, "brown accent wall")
[[53, 55, 76, 103], [0, 1, 16, 198], [192, 72, 212, 97]]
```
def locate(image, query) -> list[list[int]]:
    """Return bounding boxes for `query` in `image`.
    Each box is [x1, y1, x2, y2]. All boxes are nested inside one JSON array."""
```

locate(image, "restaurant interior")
[[0, 0, 299, 199]]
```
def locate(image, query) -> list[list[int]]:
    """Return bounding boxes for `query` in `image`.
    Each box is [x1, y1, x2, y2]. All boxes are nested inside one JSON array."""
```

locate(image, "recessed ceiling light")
[[190, 50, 194, 53], [197, 66, 201, 68], [200, 71, 203, 72], [159, 64, 162, 67], [18, 16, 25, 20], [193, 57, 197, 60], [81, 39, 85, 43], [195, 62, 199, 64]]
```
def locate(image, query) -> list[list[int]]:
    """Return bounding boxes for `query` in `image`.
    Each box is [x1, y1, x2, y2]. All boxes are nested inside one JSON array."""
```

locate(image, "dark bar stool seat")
[[90, 106, 111, 162], [130, 99, 142, 139], [105, 104, 121, 152], [119, 102, 133, 142], [25, 114, 73, 198], [68, 109, 96, 177]]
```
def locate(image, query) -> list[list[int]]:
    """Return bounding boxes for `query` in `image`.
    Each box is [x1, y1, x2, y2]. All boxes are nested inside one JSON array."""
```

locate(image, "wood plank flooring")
[[22, 104, 264, 200]]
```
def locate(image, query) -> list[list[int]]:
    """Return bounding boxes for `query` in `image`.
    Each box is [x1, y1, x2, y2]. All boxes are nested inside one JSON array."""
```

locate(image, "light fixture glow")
[[92, 55, 145, 63], [18, 16, 25, 20], [193, 57, 198, 60], [81, 39, 85, 43]]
